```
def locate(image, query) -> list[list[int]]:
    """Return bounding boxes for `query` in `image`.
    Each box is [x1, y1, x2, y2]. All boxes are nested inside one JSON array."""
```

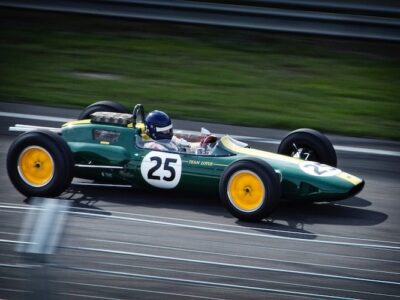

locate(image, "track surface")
[[0, 102, 399, 299]]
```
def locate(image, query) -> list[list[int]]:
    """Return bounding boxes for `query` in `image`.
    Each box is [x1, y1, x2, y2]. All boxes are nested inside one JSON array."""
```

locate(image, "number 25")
[[148, 157, 177, 182]]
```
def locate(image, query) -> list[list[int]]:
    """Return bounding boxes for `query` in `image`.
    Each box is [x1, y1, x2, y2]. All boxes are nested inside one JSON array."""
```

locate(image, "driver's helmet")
[[145, 110, 173, 140]]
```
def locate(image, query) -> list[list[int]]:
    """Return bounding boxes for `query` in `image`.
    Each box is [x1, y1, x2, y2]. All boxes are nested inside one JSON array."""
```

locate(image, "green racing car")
[[7, 101, 364, 221]]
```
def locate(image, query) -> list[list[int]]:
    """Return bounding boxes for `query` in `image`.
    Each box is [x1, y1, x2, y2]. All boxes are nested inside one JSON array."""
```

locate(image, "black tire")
[[219, 159, 281, 222], [277, 128, 337, 167], [78, 100, 129, 120], [7, 130, 74, 197]]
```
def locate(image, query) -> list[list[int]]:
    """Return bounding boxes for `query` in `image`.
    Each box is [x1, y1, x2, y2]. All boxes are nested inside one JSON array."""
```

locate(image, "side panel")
[[131, 149, 237, 193], [62, 123, 138, 183]]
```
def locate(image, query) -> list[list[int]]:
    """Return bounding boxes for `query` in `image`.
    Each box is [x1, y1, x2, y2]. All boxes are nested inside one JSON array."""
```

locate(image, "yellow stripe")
[[62, 119, 91, 127], [221, 136, 363, 185], [220, 136, 301, 164], [336, 172, 363, 185], [213, 163, 228, 167]]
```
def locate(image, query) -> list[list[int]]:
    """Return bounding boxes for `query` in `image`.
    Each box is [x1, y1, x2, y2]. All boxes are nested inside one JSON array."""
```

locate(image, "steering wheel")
[[200, 135, 217, 147], [132, 104, 145, 126]]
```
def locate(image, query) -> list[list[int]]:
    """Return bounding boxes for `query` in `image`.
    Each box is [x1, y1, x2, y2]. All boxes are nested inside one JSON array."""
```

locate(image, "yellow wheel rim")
[[17, 146, 54, 187], [227, 170, 265, 212]]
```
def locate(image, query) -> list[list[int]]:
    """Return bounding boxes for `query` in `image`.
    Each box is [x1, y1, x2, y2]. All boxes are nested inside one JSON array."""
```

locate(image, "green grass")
[[0, 10, 399, 139]]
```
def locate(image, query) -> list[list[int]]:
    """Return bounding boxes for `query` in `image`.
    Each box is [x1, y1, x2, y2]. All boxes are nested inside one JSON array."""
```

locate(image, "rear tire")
[[78, 100, 129, 120], [277, 128, 337, 167], [219, 159, 280, 222], [7, 130, 74, 197]]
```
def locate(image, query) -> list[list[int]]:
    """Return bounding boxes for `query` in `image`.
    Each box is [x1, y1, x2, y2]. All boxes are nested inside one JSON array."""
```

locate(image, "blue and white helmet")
[[145, 110, 173, 140]]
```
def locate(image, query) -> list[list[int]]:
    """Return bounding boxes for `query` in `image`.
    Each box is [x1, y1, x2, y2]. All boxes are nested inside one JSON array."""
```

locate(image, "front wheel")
[[7, 130, 74, 197], [277, 128, 337, 167], [219, 159, 281, 222]]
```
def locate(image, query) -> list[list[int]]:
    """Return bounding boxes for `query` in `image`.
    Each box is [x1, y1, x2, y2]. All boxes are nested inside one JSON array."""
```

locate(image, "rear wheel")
[[277, 128, 337, 167], [219, 159, 280, 222], [7, 130, 74, 197], [78, 100, 129, 120]]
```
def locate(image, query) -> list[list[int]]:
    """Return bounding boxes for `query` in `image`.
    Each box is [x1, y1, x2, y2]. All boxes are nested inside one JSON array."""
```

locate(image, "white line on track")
[[69, 210, 400, 250], [0, 276, 27, 282], [0, 238, 29, 245], [0, 111, 72, 123], [98, 261, 400, 299], [61, 245, 400, 286], [0, 231, 21, 236], [56, 265, 358, 300], [1, 204, 399, 250], [87, 238, 400, 275], [333, 145, 400, 157], [56, 281, 227, 300], [1, 249, 379, 298], [254, 139, 400, 157], [77, 206, 400, 247], [3, 202, 399, 248], [0, 263, 35, 269], [2, 220, 398, 267], [58, 293, 122, 300], [1, 111, 400, 157], [0, 288, 30, 293], [4, 240, 395, 295]]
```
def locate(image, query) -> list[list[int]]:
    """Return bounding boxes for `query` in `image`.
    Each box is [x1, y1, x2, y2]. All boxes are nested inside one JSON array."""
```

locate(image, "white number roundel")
[[140, 151, 182, 189], [299, 161, 341, 177]]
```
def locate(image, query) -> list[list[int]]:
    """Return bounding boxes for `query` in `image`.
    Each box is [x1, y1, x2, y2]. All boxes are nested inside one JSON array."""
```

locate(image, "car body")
[[7, 108, 365, 221], [63, 118, 363, 201]]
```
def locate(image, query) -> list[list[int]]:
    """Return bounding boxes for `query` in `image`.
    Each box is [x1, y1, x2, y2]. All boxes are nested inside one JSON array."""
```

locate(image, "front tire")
[[219, 159, 280, 222], [7, 130, 74, 197], [78, 100, 129, 120], [277, 128, 337, 167]]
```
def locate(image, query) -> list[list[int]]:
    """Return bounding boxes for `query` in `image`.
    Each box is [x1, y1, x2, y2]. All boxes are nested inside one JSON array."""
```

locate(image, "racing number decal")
[[141, 152, 182, 189], [300, 161, 341, 177], [148, 157, 177, 182]]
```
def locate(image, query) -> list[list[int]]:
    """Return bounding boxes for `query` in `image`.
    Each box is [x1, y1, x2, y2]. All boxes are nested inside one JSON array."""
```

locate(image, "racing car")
[[7, 101, 364, 221]]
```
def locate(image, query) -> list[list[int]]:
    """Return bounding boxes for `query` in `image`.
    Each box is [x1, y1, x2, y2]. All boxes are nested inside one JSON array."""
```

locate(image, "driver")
[[143, 110, 216, 152], [143, 110, 180, 151]]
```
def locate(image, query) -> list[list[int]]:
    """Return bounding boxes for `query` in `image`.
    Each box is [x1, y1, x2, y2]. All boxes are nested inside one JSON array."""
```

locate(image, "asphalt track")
[[0, 101, 399, 299]]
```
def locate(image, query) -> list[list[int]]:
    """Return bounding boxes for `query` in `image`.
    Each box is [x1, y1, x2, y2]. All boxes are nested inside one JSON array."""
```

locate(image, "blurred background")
[[1, 1, 400, 299], [0, 0, 399, 139]]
